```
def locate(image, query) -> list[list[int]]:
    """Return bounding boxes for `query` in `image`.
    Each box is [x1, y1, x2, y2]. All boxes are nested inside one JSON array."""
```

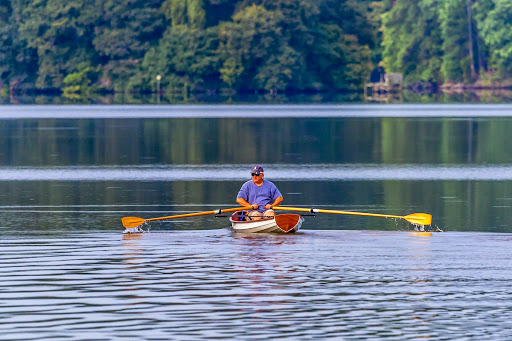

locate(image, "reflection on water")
[[1, 231, 511, 340], [0, 109, 511, 167], [6, 89, 512, 105], [0, 177, 510, 233]]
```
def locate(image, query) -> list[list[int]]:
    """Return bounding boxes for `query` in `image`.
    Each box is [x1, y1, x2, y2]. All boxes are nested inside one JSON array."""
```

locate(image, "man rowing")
[[236, 165, 283, 220]]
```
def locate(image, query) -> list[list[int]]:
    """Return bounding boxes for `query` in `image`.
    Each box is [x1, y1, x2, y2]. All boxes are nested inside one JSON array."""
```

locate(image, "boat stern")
[[275, 214, 304, 233]]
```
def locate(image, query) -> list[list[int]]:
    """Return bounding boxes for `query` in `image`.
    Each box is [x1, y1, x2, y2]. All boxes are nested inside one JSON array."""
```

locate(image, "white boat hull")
[[230, 213, 304, 233]]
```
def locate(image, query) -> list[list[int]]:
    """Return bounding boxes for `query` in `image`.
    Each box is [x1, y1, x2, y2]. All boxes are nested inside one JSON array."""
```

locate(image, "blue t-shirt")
[[237, 179, 282, 212]]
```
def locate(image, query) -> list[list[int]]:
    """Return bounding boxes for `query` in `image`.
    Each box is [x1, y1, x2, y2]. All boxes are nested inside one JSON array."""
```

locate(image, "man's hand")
[[264, 204, 272, 210], [251, 204, 259, 210]]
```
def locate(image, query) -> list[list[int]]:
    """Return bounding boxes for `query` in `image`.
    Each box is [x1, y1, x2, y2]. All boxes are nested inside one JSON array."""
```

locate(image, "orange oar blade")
[[122, 216, 146, 228], [121, 206, 253, 229], [404, 213, 432, 226]]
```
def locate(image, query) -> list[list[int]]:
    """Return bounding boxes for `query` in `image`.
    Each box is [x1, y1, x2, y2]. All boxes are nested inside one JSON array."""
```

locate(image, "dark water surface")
[[1, 104, 512, 339]]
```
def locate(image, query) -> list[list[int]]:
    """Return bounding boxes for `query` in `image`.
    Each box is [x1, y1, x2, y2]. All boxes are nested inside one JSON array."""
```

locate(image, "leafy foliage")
[[0, 0, 377, 93], [381, 0, 443, 84], [143, 25, 221, 90], [476, 0, 512, 76], [0, 0, 38, 88], [440, 0, 472, 83], [17, 0, 92, 88], [380, 0, 512, 86], [217, 5, 296, 91], [63, 63, 99, 94], [6, 0, 512, 93], [89, 0, 166, 90]]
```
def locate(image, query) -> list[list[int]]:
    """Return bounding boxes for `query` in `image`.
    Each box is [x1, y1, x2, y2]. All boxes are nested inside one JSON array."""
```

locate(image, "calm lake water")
[[1, 104, 512, 340]]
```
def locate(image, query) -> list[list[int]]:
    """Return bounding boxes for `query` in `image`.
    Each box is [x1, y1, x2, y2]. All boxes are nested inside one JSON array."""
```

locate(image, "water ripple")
[[0, 231, 511, 339]]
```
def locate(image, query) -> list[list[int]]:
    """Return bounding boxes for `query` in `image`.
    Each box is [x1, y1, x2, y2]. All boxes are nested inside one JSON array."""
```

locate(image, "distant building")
[[364, 72, 403, 102]]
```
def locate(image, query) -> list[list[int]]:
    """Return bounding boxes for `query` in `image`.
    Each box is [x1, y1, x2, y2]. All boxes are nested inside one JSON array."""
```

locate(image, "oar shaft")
[[316, 209, 403, 220], [146, 206, 252, 222], [274, 206, 404, 219]]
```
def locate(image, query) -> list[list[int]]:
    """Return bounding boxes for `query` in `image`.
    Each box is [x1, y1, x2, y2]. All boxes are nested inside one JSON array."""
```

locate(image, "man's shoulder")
[[262, 179, 277, 187], [237, 180, 253, 198], [240, 180, 254, 189], [263, 179, 275, 185]]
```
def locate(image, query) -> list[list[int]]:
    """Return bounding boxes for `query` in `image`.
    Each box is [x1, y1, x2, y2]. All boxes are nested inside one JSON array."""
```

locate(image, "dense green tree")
[[440, 0, 473, 83], [18, 0, 93, 88], [0, 0, 379, 93], [217, 0, 306, 90], [204, 0, 237, 27], [257, 0, 319, 49], [142, 25, 221, 91], [15, 0, 165, 91], [162, 0, 206, 28], [217, 5, 299, 91], [381, 0, 443, 84], [472, 0, 492, 74], [318, 0, 376, 49], [0, 0, 37, 89], [360, 1, 392, 65], [310, 24, 371, 90], [476, 0, 512, 77], [90, 0, 166, 91], [62, 63, 99, 98], [313, 0, 374, 89], [217, 1, 374, 91], [11, 0, 512, 94], [381, 0, 492, 85]]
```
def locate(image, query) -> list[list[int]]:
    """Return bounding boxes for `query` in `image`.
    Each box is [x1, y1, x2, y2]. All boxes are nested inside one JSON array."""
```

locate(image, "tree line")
[[381, 0, 512, 88], [0, 0, 509, 95]]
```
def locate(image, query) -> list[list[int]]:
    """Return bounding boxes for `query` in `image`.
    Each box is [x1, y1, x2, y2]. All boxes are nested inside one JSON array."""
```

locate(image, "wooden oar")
[[122, 206, 252, 228], [273, 206, 432, 226]]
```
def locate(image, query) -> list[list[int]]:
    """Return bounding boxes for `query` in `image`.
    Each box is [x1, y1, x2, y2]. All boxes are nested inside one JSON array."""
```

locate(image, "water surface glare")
[[1, 164, 512, 181], [2, 104, 512, 118], [0, 230, 511, 340]]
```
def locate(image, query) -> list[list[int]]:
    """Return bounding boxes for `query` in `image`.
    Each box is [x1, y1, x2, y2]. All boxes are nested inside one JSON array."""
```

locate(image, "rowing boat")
[[122, 206, 433, 234], [230, 212, 304, 233]]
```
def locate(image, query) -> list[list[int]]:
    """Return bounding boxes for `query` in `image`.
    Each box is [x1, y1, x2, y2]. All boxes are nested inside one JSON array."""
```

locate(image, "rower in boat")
[[236, 165, 283, 220], [122, 165, 433, 234]]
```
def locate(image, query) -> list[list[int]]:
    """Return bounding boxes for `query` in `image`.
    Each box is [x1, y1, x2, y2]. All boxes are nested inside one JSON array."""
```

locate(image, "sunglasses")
[[251, 173, 261, 177]]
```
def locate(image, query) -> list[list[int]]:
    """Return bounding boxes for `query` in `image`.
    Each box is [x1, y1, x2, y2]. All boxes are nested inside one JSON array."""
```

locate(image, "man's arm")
[[237, 197, 257, 209], [266, 195, 283, 210], [237, 182, 257, 209]]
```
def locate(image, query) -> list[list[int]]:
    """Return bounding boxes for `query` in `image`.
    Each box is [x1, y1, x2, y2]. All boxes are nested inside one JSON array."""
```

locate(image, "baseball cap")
[[251, 165, 264, 175]]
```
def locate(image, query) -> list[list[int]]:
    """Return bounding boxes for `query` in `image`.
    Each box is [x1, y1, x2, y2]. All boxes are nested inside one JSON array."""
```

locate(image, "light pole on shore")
[[156, 75, 161, 103]]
